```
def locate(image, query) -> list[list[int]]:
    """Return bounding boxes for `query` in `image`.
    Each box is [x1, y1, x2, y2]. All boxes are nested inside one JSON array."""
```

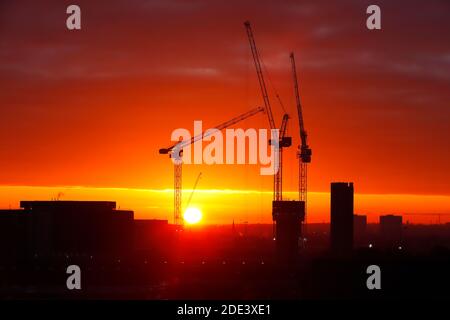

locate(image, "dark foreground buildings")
[[0, 201, 168, 261], [1, 200, 450, 300], [23, 201, 134, 256], [330, 182, 354, 254], [0, 209, 28, 260]]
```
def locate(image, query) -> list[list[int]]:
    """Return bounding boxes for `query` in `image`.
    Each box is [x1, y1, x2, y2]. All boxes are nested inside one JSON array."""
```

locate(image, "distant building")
[[379, 214, 402, 248], [354, 214, 367, 246], [330, 182, 354, 254]]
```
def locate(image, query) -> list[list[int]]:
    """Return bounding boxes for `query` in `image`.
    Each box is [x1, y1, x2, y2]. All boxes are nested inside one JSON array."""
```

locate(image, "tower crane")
[[244, 21, 291, 201], [159, 106, 264, 227], [290, 53, 312, 219], [275, 95, 292, 200]]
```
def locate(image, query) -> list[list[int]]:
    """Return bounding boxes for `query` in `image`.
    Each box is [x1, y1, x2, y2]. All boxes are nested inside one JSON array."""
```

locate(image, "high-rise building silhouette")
[[330, 182, 354, 254]]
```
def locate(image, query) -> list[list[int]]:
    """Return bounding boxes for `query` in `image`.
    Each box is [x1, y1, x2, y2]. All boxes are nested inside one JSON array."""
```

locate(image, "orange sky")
[[0, 1, 449, 224]]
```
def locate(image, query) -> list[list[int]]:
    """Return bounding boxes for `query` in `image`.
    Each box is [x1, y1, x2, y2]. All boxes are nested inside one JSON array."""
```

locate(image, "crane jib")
[[161, 106, 264, 155]]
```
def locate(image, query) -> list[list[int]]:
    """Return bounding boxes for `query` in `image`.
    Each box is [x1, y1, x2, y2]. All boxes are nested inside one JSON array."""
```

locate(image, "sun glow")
[[184, 207, 202, 224]]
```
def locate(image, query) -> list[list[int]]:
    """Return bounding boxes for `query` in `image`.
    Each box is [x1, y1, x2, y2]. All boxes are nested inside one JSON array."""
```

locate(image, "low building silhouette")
[[354, 214, 367, 246], [0, 201, 179, 261], [134, 219, 170, 256], [0, 201, 134, 259], [21, 201, 134, 257], [379, 214, 403, 248]]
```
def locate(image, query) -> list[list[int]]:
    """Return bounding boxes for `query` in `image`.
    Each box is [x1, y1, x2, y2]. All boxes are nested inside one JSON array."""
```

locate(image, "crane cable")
[[260, 51, 287, 115]]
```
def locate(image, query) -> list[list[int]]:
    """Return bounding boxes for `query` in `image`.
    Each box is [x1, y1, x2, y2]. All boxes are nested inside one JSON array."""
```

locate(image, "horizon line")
[[0, 184, 449, 199]]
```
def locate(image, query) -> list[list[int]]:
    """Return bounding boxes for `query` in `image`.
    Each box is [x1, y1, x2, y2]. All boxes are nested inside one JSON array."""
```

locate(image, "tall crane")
[[244, 21, 291, 201], [275, 94, 292, 200], [290, 53, 312, 217], [244, 21, 276, 131], [159, 106, 264, 227]]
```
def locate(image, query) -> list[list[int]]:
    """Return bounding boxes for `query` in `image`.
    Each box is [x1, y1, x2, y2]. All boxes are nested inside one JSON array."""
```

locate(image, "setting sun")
[[184, 207, 203, 224]]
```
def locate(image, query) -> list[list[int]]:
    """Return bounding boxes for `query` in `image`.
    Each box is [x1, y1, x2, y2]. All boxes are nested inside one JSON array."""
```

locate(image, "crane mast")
[[245, 21, 292, 201], [277, 114, 290, 200], [174, 159, 182, 226], [290, 52, 312, 212], [160, 106, 264, 227]]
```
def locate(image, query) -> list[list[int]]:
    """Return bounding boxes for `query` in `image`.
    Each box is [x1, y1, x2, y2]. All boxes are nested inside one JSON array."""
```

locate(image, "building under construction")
[[158, 21, 312, 262], [244, 22, 311, 261], [272, 200, 305, 260]]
